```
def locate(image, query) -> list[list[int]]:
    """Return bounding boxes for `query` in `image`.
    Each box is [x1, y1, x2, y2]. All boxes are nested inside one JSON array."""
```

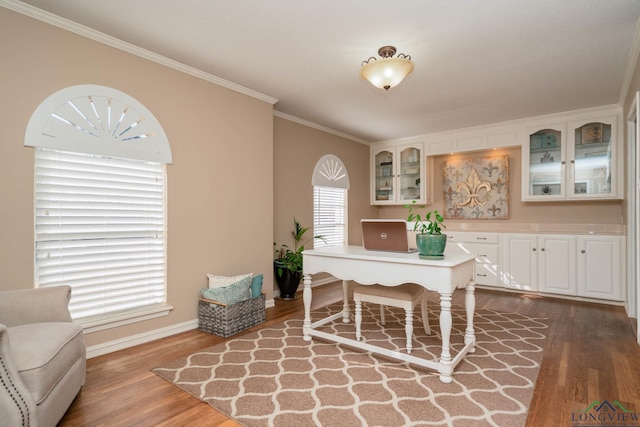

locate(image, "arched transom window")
[[312, 154, 349, 247], [25, 85, 172, 329]]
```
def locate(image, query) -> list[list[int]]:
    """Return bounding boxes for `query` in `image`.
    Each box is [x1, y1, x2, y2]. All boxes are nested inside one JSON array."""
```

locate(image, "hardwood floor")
[[60, 283, 640, 426]]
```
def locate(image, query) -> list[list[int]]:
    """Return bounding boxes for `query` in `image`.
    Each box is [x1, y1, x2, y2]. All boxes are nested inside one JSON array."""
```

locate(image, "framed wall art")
[[442, 155, 509, 220]]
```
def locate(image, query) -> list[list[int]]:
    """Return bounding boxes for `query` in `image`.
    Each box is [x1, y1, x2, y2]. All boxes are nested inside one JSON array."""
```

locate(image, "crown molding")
[[1, 0, 373, 146], [273, 110, 370, 145], [0, 0, 278, 105]]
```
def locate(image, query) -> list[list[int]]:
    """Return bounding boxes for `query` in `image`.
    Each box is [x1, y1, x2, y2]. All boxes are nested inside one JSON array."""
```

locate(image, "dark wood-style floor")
[[60, 282, 640, 427]]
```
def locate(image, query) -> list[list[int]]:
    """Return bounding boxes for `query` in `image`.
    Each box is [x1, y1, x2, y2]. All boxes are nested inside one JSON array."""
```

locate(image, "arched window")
[[312, 155, 349, 247], [25, 85, 173, 329]]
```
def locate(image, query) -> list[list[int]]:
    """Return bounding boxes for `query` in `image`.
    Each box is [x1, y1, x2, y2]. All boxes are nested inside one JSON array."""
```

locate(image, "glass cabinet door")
[[571, 121, 612, 196], [374, 149, 394, 202], [399, 146, 421, 201], [527, 128, 564, 198]]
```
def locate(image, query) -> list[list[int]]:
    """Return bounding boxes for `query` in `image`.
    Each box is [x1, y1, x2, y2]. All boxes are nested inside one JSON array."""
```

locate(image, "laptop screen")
[[361, 219, 416, 253]]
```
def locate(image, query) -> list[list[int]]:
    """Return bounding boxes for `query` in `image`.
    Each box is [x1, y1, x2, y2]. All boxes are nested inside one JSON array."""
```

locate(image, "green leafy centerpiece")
[[405, 201, 447, 259]]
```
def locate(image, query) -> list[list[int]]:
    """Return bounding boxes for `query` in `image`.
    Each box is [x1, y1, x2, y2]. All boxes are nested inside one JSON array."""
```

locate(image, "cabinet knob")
[[570, 160, 575, 164], [532, 248, 536, 251], [561, 161, 566, 165], [541, 248, 545, 251], [581, 249, 586, 254]]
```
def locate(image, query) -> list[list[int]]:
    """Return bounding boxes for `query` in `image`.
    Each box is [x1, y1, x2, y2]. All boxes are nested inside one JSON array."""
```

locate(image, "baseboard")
[[86, 319, 198, 359], [87, 296, 277, 358], [474, 284, 626, 306], [86, 284, 324, 358]]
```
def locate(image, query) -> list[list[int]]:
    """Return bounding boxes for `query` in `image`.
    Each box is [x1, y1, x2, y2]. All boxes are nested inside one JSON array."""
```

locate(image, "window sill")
[[78, 304, 174, 334]]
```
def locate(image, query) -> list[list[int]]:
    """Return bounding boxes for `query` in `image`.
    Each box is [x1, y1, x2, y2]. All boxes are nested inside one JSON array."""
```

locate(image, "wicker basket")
[[198, 293, 266, 337]]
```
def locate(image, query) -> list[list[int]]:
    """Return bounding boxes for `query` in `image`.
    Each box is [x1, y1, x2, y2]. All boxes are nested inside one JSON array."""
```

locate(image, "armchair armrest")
[[0, 286, 73, 327], [0, 324, 37, 426]]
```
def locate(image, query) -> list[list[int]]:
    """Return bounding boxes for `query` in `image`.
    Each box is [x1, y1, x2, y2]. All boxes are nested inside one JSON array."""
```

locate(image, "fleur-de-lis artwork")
[[471, 206, 484, 219], [447, 205, 464, 218], [482, 161, 499, 178], [442, 155, 509, 220], [493, 176, 506, 194], [444, 185, 459, 202], [487, 204, 502, 217], [455, 168, 491, 208]]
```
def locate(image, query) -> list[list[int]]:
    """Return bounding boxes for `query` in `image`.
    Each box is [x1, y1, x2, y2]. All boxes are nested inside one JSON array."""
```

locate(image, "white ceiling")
[[12, 0, 640, 142]]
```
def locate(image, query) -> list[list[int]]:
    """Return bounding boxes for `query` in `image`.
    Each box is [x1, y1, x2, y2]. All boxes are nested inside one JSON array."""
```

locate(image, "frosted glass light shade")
[[360, 57, 415, 91]]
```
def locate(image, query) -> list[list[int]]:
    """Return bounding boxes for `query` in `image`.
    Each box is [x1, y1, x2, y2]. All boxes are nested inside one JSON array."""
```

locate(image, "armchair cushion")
[[0, 286, 86, 427], [7, 322, 85, 405]]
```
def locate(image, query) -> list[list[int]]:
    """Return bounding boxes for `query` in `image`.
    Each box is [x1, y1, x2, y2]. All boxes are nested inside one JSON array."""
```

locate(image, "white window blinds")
[[313, 186, 346, 248], [34, 148, 167, 320]]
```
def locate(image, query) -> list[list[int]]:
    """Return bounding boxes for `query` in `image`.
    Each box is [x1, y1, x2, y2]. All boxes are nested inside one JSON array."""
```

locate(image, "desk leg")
[[303, 274, 312, 342], [341, 280, 350, 323], [438, 292, 453, 383], [465, 282, 476, 352]]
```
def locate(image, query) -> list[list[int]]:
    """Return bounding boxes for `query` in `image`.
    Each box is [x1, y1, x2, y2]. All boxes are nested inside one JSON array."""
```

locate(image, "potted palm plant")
[[273, 218, 325, 300], [404, 201, 447, 259]]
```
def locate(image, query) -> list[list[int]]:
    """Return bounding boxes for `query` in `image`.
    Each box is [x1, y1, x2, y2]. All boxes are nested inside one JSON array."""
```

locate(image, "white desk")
[[302, 245, 477, 383]]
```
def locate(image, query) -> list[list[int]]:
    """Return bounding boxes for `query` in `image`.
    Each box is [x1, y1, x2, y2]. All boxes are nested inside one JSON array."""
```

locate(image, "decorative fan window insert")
[[312, 155, 349, 248], [26, 85, 172, 329]]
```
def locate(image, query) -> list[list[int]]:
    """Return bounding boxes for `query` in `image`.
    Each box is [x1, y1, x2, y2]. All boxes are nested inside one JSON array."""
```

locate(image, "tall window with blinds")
[[311, 154, 350, 248], [313, 186, 346, 248], [34, 148, 167, 320]]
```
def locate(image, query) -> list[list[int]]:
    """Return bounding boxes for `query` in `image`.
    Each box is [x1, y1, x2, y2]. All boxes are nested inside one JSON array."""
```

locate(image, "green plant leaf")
[[405, 201, 445, 235], [274, 218, 326, 274]]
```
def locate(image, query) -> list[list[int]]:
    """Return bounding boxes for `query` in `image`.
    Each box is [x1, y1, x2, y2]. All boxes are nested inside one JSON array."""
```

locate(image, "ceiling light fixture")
[[360, 46, 415, 91]]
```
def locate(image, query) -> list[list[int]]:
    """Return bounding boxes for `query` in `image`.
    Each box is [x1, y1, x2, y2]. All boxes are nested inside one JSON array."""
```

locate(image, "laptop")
[[361, 219, 417, 253]]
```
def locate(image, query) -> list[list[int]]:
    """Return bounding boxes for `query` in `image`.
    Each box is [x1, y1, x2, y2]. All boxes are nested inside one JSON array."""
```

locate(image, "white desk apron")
[[302, 245, 477, 383]]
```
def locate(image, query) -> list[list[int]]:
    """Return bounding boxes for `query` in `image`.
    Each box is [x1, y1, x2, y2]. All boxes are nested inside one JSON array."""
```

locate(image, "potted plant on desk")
[[404, 201, 447, 259], [273, 218, 325, 300]]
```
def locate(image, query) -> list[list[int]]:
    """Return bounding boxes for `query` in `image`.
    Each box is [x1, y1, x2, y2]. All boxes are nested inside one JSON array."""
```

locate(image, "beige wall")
[[273, 117, 376, 255], [1, 5, 633, 351], [0, 9, 274, 347], [379, 146, 625, 225]]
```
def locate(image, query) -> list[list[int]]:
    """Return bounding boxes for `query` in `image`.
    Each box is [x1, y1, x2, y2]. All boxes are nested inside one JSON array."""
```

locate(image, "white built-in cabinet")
[[577, 236, 624, 300], [501, 233, 623, 301], [371, 107, 622, 204], [368, 106, 626, 304], [522, 115, 622, 201], [501, 234, 576, 295], [435, 230, 624, 303], [371, 142, 425, 205], [445, 232, 501, 287], [501, 234, 537, 291]]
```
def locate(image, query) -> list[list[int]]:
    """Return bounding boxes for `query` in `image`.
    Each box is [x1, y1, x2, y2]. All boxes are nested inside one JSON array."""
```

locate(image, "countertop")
[[406, 222, 626, 236]]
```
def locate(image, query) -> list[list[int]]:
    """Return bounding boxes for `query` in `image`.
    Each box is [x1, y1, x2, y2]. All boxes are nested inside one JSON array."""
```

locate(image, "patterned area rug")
[[153, 302, 548, 427]]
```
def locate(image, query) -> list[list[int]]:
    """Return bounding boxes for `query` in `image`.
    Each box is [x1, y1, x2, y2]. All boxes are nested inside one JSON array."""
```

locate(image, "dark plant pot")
[[416, 233, 447, 259], [274, 261, 302, 300]]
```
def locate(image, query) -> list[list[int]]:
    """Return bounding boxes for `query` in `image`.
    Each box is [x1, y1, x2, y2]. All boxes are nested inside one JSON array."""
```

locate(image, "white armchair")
[[0, 286, 86, 427]]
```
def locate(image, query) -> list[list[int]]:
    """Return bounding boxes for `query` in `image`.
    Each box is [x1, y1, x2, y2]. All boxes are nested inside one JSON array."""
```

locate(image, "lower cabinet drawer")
[[447, 241, 501, 287], [447, 232, 500, 244], [469, 243, 500, 287]]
